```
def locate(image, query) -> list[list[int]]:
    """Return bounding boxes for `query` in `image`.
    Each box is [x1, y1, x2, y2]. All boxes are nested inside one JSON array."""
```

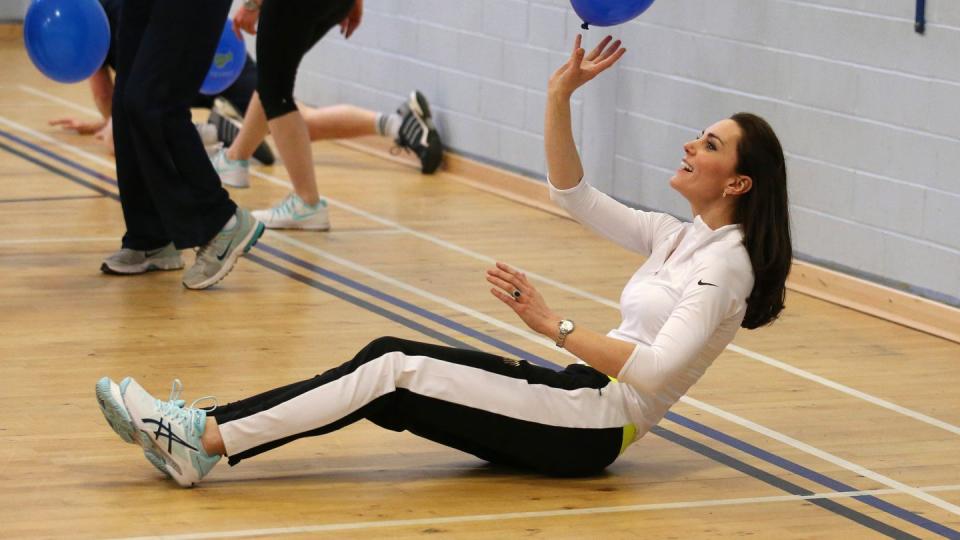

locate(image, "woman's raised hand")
[[548, 34, 626, 99]]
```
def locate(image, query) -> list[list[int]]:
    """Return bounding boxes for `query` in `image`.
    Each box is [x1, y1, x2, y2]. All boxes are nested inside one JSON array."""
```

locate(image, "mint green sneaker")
[[120, 377, 220, 487], [182, 208, 264, 290], [252, 192, 330, 231], [95, 377, 183, 479], [210, 145, 250, 189]]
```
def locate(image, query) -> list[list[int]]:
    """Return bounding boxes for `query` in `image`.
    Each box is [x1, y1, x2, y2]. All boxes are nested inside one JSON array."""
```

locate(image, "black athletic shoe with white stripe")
[[395, 91, 443, 174], [207, 109, 276, 166]]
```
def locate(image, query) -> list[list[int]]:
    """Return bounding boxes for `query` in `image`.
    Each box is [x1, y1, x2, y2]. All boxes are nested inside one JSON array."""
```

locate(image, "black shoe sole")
[[210, 110, 276, 165], [420, 130, 443, 174], [252, 142, 276, 165], [409, 91, 443, 174]]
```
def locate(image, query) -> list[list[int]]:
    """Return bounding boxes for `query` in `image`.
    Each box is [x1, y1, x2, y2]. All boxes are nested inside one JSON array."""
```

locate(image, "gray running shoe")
[[181, 208, 265, 290], [100, 243, 183, 275]]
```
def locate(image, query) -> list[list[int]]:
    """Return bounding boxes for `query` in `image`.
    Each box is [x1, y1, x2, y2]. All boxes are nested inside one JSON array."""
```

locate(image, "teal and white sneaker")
[[210, 145, 250, 189], [252, 192, 330, 231], [120, 377, 220, 488], [95, 376, 140, 444], [182, 208, 264, 290], [95, 377, 185, 480], [196, 122, 219, 147]]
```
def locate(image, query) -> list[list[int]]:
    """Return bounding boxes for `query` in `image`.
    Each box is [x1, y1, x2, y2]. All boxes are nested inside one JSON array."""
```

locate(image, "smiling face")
[[670, 119, 745, 206]]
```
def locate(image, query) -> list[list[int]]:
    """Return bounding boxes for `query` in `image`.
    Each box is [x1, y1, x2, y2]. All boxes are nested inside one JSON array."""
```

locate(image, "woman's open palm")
[[548, 34, 626, 98]]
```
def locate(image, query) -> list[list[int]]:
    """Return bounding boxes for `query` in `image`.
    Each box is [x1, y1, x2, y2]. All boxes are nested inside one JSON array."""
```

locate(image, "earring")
[[722, 191, 727, 198]]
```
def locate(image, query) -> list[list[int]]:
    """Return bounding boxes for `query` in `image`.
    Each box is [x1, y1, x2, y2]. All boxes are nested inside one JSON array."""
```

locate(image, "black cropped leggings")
[[256, 0, 355, 120]]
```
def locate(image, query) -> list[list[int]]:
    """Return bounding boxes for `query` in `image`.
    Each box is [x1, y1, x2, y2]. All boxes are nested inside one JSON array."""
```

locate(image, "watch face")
[[560, 320, 574, 333]]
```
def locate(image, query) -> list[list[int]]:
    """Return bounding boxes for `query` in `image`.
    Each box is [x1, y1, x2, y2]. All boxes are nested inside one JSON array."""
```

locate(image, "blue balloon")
[[199, 21, 247, 96], [23, 0, 110, 83], [571, 0, 655, 28]]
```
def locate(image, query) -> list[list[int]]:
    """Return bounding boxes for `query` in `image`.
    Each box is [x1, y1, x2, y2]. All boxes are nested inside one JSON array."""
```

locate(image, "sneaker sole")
[[182, 220, 265, 290], [420, 130, 443, 174], [142, 446, 174, 479], [100, 259, 184, 275], [408, 91, 443, 174], [410, 90, 432, 120], [95, 377, 137, 444], [252, 142, 276, 166], [220, 176, 251, 189], [257, 221, 330, 231], [138, 433, 196, 487]]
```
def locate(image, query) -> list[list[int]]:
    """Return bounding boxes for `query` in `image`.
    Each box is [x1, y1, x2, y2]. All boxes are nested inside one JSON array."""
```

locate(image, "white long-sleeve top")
[[549, 179, 754, 439]]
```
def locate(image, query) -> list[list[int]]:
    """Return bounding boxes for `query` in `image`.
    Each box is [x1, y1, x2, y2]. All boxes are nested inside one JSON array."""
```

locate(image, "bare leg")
[[202, 417, 226, 456], [228, 99, 378, 163], [302, 104, 378, 140], [269, 110, 319, 206], [227, 92, 271, 162]]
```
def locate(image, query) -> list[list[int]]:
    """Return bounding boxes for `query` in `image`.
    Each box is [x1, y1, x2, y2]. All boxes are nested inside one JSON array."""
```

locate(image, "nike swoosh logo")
[[216, 238, 235, 261], [698, 280, 718, 287], [145, 248, 166, 257]]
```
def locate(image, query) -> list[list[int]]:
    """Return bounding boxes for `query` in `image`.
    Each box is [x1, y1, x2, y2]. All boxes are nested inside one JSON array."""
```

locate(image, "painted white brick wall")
[[1, 0, 31, 21], [290, 0, 960, 304]]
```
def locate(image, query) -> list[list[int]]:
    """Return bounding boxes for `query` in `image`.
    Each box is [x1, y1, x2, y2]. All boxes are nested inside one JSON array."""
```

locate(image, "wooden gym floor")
[[0, 34, 958, 539]]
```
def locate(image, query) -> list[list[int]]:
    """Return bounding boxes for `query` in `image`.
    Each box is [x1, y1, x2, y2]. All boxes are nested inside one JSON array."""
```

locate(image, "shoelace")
[[272, 193, 298, 218], [194, 223, 230, 260], [390, 112, 425, 157], [156, 379, 218, 436]]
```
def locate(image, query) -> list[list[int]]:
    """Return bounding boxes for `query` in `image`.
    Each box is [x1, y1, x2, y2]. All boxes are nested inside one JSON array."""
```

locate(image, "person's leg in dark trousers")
[[213, 337, 629, 476], [111, 0, 168, 251], [114, 0, 236, 250]]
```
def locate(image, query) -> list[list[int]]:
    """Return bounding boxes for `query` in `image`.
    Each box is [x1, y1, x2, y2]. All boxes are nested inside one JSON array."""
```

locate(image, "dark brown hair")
[[730, 113, 792, 329]]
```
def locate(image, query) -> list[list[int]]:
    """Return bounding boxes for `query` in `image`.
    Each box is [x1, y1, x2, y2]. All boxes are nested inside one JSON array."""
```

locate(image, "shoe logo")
[[697, 279, 718, 287], [145, 248, 166, 258], [216, 238, 235, 261], [143, 418, 197, 453]]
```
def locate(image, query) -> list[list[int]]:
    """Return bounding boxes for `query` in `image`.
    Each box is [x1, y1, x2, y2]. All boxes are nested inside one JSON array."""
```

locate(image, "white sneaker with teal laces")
[[120, 377, 221, 487], [252, 192, 330, 230], [211, 145, 250, 189], [95, 377, 190, 480]]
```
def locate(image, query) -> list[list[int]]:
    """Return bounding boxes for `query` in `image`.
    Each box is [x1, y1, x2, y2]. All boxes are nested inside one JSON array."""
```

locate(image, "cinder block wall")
[[0, 1, 29, 21], [289, 0, 960, 306]]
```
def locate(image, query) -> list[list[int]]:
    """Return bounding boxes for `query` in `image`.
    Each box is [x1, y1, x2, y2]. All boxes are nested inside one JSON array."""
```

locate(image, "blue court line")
[[666, 412, 960, 538], [649, 425, 919, 539], [257, 243, 548, 365], [247, 252, 474, 352], [0, 194, 104, 204], [1, 127, 955, 539], [0, 129, 118, 186], [0, 139, 119, 201]]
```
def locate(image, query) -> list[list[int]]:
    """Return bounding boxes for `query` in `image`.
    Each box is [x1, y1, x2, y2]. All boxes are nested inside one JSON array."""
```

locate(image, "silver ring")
[[512, 289, 522, 300]]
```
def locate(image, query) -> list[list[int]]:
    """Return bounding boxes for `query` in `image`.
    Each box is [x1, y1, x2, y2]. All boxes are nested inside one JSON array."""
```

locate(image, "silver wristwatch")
[[243, 0, 261, 11], [556, 319, 575, 348]]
